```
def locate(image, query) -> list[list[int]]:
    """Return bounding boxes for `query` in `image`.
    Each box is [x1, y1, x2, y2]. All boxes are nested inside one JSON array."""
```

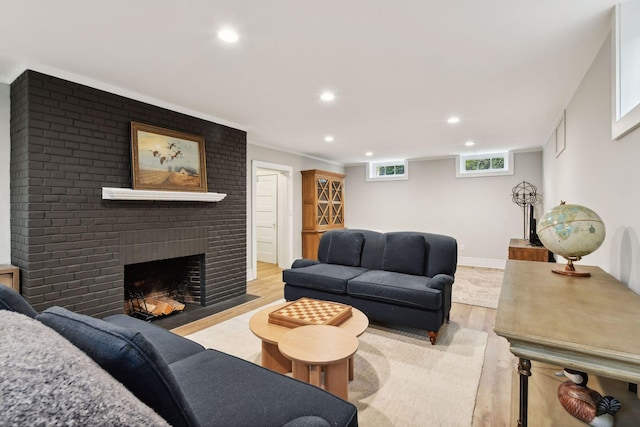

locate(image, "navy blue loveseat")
[[283, 229, 457, 344]]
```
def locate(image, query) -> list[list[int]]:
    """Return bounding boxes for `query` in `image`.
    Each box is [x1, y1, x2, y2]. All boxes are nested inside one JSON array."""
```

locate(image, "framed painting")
[[130, 122, 208, 192]]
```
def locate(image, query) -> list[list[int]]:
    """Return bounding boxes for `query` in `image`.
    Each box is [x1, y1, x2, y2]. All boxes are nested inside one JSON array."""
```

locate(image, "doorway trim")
[[251, 160, 293, 280]]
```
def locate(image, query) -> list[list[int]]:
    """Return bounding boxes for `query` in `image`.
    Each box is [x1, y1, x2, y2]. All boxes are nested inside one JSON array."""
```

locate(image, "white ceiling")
[[0, 0, 617, 165]]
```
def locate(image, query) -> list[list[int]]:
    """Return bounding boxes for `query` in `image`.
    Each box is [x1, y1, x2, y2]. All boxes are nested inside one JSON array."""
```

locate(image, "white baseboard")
[[457, 256, 505, 270], [246, 268, 256, 281]]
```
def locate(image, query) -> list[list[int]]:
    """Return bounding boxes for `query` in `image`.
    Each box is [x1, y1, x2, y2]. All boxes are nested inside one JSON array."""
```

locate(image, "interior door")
[[256, 174, 278, 263]]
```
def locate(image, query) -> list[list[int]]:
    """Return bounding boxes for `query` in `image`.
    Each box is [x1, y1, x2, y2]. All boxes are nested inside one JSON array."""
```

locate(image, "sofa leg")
[[428, 331, 437, 345]]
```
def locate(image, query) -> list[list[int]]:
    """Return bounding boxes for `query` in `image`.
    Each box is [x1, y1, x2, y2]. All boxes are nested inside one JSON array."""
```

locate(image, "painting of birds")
[[557, 368, 621, 427], [132, 121, 206, 191]]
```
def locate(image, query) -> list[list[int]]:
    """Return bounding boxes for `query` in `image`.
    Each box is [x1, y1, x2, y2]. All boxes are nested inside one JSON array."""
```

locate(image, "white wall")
[[345, 151, 543, 268], [0, 83, 10, 264], [542, 31, 640, 293], [246, 144, 345, 278]]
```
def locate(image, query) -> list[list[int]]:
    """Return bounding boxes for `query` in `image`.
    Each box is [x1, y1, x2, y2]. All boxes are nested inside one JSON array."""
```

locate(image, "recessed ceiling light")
[[218, 28, 239, 43], [324, 136, 334, 142], [447, 116, 460, 124], [465, 141, 475, 146], [320, 91, 335, 102], [365, 151, 373, 157]]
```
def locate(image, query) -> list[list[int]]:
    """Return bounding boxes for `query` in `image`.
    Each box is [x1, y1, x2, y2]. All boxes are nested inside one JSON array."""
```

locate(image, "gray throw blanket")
[[0, 310, 169, 426]]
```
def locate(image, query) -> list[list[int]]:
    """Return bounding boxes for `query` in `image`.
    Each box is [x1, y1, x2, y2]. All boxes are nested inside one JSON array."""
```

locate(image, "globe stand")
[[511, 181, 538, 240], [552, 256, 591, 277]]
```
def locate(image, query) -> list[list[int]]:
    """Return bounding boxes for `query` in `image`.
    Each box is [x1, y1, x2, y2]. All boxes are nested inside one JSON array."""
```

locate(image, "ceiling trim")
[[2, 63, 247, 132], [247, 139, 345, 167]]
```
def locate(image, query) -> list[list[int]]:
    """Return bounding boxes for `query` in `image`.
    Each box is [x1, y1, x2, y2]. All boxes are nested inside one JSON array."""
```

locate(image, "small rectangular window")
[[456, 151, 513, 178], [366, 160, 409, 182]]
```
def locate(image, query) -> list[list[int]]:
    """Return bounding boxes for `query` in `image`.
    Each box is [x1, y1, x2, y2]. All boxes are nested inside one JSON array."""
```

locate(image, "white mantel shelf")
[[102, 187, 227, 202]]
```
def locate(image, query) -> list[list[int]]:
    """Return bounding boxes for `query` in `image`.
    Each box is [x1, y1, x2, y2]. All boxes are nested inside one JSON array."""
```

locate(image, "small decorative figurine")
[[557, 368, 621, 427]]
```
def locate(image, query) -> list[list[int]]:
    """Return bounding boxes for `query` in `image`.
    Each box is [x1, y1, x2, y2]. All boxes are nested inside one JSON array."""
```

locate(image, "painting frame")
[[130, 122, 208, 192]]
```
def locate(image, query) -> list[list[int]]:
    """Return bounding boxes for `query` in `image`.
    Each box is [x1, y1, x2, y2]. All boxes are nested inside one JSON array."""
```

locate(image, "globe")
[[536, 202, 605, 277]]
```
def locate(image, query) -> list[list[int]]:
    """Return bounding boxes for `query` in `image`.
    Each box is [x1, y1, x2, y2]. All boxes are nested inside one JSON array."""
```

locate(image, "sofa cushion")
[[0, 285, 38, 318], [169, 349, 357, 427], [283, 263, 368, 294], [382, 233, 425, 276], [326, 232, 365, 267], [37, 306, 194, 427], [0, 310, 169, 426], [347, 270, 442, 310], [104, 313, 205, 364]]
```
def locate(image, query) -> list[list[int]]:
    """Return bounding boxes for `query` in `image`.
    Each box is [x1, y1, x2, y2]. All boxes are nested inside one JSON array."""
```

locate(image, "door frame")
[[251, 160, 293, 280]]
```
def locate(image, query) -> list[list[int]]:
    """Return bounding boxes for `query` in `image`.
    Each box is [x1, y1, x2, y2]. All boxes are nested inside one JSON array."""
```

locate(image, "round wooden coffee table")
[[249, 301, 368, 375], [278, 325, 359, 400]]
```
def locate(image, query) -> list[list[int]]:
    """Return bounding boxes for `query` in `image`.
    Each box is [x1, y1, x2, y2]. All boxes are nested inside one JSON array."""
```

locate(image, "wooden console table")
[[495, 260, 640, 426], [508, 238, 552, 262], [0, 264, 19, 292]]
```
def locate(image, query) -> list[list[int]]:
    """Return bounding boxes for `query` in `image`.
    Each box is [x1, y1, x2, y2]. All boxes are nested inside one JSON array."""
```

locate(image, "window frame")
[[366, 159, 409, 182], [612, 1, 640, 140], [455, 151, 514, 178]]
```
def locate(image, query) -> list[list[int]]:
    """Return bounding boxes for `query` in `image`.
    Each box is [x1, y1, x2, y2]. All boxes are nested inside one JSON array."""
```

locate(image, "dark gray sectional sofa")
[[283, 229, 457, 344], [0, 285, 358, 427]]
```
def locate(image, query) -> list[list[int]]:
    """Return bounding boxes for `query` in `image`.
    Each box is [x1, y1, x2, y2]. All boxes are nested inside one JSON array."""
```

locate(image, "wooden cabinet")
[[508, 238, 552, 262], [0, 264, 20, 292], [301, 170, 345, 259]]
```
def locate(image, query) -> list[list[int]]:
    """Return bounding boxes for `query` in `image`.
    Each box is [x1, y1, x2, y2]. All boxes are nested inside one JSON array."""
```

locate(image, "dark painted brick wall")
[[10, 70, 247, 317]]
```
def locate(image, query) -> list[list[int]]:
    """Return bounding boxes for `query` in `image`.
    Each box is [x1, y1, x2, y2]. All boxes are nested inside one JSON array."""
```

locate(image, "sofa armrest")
[[0, 285, 38, 318], [291, 258, 321, 268], [428, 274, 455, 323], [427, 274, 454, 291]]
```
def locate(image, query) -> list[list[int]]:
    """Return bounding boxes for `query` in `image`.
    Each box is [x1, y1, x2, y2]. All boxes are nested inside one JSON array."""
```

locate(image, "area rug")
[[186, 302, 488, 427], [452, 266, 504, 309]]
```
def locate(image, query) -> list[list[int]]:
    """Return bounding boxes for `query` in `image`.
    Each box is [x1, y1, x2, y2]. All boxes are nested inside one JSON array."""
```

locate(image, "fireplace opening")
[[124, 255, 203, 320]]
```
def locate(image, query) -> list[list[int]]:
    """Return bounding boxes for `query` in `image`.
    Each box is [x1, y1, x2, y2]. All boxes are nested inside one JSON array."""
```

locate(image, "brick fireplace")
[[9, 70, 247, 318]]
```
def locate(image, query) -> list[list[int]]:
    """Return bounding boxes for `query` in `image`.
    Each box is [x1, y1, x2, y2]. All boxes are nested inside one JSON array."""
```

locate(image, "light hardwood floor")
[[171, 262, 515, 426]]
